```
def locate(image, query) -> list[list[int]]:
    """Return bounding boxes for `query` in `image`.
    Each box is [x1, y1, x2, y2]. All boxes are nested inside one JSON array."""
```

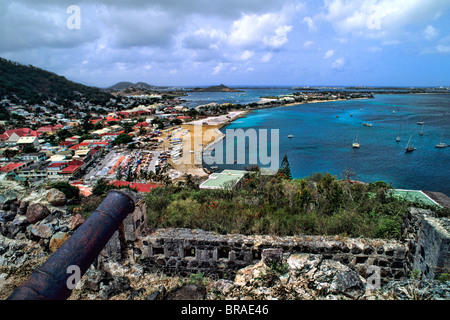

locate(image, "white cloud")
[[367, 46, 383, 53], [436, 45, 450, 54], [320, 0, 449, 41], [212, 62, 225, 75], [263, 25, 293, 49], [303, 40, 314, 48], [240, 50, 255, 61], [261, 52, 273, 62], [324, 49, 335, 59], [228, 12, 293, 50], [331, 57, 345, 70], [302, 17, 317, 32], [424, 25, 438, 40]]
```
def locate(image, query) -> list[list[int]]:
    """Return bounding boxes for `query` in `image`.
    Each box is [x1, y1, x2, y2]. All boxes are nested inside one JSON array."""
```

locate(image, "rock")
[[216, 253, 368, 300], [213, 279, 235, 296], [0, 235, 45, 269], [82, 269, 104, 292], [146, 291, 160, 300], [326, 261, 366, 299], [26, 203, 50, 224], [261, 248, 283, 266], [27, 223, 53, 239], [166, 284, 206, 300], [234, 260, 266, 287], [128, 288, 146, 300], [98, 276, 131, 299], [0, 211, 16, 222], [18, 201, 29, 215], [381, 279, 450, 300], [49, 232, 70, 253], [71, 214, 85, 230], [46, 188, 66, 206], [0, 190, 18, 209]]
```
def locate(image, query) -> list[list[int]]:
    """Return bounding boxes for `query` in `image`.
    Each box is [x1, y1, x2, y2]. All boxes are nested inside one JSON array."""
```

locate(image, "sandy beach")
[[164, 110, 248, 177]]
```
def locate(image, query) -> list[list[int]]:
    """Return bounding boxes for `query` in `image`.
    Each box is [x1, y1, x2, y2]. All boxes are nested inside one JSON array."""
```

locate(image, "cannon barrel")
[[7, 189, 138, 300]]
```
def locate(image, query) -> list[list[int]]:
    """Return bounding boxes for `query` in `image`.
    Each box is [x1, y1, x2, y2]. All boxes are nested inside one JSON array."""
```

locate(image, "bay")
[[196, 91, 450, 196]]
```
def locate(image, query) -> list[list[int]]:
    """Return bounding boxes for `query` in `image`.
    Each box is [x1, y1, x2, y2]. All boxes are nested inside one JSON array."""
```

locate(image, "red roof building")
[[0, 128, 40, 141], [0, 162, 27, 173], [109, 181, 160, 193], [135, 122, 150, 128], [59, 141, 75, 148]]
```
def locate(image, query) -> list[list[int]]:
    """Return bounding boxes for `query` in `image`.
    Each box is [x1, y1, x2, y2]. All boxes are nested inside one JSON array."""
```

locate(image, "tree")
[[22, 145, 38, 154], [278, 154, 292, 180], [92, 178, 109, 196], [113, 133, 133, 146], [2, 148, 18, 161], [170, 118, 183, 126]]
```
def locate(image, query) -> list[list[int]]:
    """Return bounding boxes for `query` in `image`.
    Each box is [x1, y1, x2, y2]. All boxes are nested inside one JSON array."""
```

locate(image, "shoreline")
[[167, 96, 371, 178]]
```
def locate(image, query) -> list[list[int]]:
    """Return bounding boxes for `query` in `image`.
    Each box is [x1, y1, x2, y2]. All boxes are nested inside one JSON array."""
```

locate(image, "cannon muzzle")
[[7, 189, 139, 300]]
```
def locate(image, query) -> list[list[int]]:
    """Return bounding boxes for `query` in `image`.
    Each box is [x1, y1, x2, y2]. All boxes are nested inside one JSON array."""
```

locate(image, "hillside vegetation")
[[0, 57, 111, 104], [145, 171, 446, 239]]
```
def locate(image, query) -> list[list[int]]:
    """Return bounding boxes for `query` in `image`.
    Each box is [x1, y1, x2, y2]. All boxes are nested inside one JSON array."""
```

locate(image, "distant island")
[[190, 84, 242, 93]]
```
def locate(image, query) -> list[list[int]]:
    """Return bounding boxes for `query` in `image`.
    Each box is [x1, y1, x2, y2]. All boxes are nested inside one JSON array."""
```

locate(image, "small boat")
[[396, 127, 401, 142], [362, 122, 373, 127], [436, 131, 447, 148], [417, 121, 424, 125], [352, 132, 360, 149], [419, 124, 424, 136], [392, 110, 396, 114], [405, 136, 416, 153], [288, 134, 294, 138]]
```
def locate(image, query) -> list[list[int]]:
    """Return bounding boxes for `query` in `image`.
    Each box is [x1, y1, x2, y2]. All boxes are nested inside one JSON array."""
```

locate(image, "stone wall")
[[402, 208, 450, 280], [104, 207, 449, 284], [136, 228, 408, 284]]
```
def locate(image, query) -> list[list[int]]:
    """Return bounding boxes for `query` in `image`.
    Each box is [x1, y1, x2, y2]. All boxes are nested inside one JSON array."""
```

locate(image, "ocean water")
[[195, 91, 450, 196]]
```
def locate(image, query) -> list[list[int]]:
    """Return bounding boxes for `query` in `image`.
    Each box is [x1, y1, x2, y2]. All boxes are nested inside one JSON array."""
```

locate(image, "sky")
[[0, 0, 449, 88]]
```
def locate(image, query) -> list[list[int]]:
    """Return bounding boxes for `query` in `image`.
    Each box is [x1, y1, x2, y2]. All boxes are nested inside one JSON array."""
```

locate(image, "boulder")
[[28, 224, 53, 239], [71, 214, 85, 230], [26, 203, 50, 224], [0, 211, 16, 222], [216, 253, 367, 300], [46, 188, 67, 206], [166, 284, 206, 300], [49, 232, 70, 253], [98, 276, 131, 299], [18, 201, 29, 215]]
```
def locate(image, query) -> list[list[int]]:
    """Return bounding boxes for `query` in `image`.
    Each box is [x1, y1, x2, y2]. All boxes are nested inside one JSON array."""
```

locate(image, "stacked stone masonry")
[[106, 207, 449, 284]]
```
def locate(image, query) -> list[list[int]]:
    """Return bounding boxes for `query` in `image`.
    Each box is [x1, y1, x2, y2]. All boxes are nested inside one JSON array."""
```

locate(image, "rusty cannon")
[[7, 189, 141, 300]]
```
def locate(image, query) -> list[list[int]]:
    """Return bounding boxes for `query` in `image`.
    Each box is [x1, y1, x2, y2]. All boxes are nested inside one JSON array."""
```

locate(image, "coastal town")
[[0, 87, 373, 195]]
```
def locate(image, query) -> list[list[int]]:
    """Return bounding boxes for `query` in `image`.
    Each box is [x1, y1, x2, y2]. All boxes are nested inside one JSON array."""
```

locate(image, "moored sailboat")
[[435, 131, 447, 148], [396, 127, 401, 142], [405, 136, 416, 153], [352, 131, 360, 148]]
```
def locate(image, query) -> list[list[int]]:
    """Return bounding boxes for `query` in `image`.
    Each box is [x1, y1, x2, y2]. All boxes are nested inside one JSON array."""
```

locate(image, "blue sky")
[[1, 0, 449, 87]]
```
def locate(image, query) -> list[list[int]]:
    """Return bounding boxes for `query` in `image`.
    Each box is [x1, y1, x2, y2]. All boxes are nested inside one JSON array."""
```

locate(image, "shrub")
[[48, 181, 80, 201], [144, 172, 428, 239]]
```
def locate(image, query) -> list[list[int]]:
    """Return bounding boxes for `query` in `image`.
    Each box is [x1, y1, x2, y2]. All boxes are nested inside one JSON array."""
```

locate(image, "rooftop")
[[199, 169, 247, 189]]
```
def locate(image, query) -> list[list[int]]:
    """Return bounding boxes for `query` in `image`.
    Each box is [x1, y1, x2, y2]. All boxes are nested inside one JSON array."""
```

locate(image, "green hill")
[[0, 57, 112, 104]]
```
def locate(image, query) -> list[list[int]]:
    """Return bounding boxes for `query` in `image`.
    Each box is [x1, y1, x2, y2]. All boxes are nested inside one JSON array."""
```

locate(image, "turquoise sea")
[[186, 91, 450, 196]]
